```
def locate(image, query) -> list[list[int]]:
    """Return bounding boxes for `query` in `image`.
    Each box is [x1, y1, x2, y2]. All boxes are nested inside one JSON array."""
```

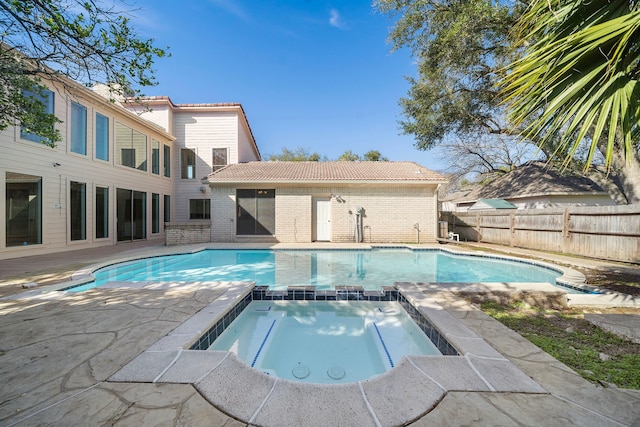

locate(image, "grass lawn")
[[481, 301, 640, 389]]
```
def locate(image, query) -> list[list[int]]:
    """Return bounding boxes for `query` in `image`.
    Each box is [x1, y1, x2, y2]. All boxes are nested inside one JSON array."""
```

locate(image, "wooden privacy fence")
[[441, 204, 640, 263]]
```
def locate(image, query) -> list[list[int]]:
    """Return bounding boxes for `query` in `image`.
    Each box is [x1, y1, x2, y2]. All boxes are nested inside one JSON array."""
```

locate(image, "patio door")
[[117, 188, 146, 241], [314, 198, 331, 241]]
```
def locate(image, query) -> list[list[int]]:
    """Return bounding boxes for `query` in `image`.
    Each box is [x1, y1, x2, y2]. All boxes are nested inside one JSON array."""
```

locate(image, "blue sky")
[[130, 0, 444, 171]]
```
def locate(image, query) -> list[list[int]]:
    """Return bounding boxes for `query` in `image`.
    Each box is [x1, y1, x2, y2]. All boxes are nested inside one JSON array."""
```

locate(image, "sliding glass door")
[[116, 188, 146, 242]]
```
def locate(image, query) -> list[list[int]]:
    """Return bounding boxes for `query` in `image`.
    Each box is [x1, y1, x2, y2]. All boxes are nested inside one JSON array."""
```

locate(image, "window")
[[121, 148, 136, 168], [96, 186, 109, 239], [152, 139, 160, 175], [163, 145, 171, 177], [212, 148, 228, 171], [152, 193, 160, 233], [236, 189, 275, 235], [95, 113, 109, 161], [70, 102, 87, 155], [20, 89, 54, 143], [164, 195, 171, 226], [115, 122, 147, 171], [189, 199, 210, 219], [70, 181, 86, 241], [6, 172, 42, 246], [181, 149, 196, 179]]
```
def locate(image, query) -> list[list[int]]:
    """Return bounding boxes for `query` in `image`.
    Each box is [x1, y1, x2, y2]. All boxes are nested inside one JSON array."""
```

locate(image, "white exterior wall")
[[210, 185, 440, 243], [136, 104, 174, 135], [323, 187, 438, 243], [210, 187, 236, 242], [174, 111, 239, 222], [124, 102, 260, 224], [275, 191, 314, 242], [237, 118, 259, 162], [1, 81, 174, 260]]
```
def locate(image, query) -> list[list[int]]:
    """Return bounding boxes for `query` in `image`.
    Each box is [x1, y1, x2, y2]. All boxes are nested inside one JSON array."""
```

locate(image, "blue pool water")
[[209, 300, 440, 383], [74, 248, 563, 292]]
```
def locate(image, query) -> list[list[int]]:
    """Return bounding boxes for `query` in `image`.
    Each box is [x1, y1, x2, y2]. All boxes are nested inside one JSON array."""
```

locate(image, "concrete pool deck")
[[0, 242, 639, 426]]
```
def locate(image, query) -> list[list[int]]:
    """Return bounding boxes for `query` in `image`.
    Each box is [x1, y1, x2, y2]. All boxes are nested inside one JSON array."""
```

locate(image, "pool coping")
[[108, 280, 547, 427]]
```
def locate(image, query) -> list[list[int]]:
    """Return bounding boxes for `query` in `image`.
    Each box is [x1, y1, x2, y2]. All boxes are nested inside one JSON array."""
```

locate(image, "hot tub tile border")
[[192, 284, 456, 356]]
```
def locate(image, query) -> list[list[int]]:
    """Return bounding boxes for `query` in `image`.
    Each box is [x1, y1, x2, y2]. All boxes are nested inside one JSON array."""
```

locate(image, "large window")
[[70, 181, 86, 241], [236, 189, 275, 235], [181, 148, 196, 179], [152, 139, 160, 175], [152, 193, 160, 233], [115, 122, 147, 171], [189, 199, 210, 220], [163, 145, 171, 177], [96, 186, 109, 239], [70, 102, 87, 155], [6, 172, 42, 246], [212, 148, 228, 171], [20, 89, 54, 143], [95, 113, 109, 161]]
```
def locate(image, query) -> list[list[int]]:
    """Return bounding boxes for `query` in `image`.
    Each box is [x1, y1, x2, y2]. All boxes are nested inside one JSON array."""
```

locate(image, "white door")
[[314, 198, 331, 241]]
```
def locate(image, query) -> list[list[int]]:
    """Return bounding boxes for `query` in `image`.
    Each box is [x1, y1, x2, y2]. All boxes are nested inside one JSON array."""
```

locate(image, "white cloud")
[[209, 0, 250, 21], [329, 9, 344, 29]]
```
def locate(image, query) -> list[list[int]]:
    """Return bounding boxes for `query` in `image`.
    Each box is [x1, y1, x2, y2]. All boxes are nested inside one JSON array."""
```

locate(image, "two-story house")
[[0, 78, 259, 260]]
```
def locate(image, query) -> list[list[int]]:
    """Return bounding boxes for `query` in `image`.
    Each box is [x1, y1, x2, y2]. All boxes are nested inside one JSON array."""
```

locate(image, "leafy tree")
[[0, 0, 168, 146], [362, 150, 388, 161], [375, 0, 526, 150], [266, 147, 326, 161], [502, 0, 640, 203], [337, 150, 361, 161], [267, 147, 390, 162]]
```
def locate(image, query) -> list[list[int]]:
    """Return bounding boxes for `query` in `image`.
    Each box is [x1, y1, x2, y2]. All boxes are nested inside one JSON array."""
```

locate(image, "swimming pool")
[[208, 300, 440, 384], [76, 248, 563, 292]]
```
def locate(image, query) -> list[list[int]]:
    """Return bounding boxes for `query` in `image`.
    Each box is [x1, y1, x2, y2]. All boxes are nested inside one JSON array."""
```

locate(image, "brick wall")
[[275, 190, 315, 242], [210, 187, 236, 242], [165, 222, 211, 245], [207, 185, 439, 244], [275, 186, 438, 243], [326, 187, 438, 243]]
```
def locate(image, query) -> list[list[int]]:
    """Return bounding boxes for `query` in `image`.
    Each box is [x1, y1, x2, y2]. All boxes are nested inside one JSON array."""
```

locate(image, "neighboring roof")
[[204, 161, 447, 184], [447, 161, 607, 204], [469, 198, 517, 210]]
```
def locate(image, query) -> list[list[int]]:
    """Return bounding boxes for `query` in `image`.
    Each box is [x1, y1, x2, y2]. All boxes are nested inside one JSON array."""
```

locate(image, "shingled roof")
[[445, 161, 607, 203], [204, 161, 447, 184]]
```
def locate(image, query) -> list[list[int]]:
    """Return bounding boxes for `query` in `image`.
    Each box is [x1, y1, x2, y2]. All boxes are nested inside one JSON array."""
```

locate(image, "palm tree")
[[501, 0, 640, 201]]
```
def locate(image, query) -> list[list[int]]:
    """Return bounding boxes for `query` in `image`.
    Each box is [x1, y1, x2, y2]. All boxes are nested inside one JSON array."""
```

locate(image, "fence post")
[[510, 212, 516, 247], [562, 208, 571, 254]]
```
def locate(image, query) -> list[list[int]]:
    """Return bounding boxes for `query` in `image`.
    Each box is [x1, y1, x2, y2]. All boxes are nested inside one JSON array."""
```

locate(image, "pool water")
[[209, 300, 440, 383], [83, 248, 562, 292]]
